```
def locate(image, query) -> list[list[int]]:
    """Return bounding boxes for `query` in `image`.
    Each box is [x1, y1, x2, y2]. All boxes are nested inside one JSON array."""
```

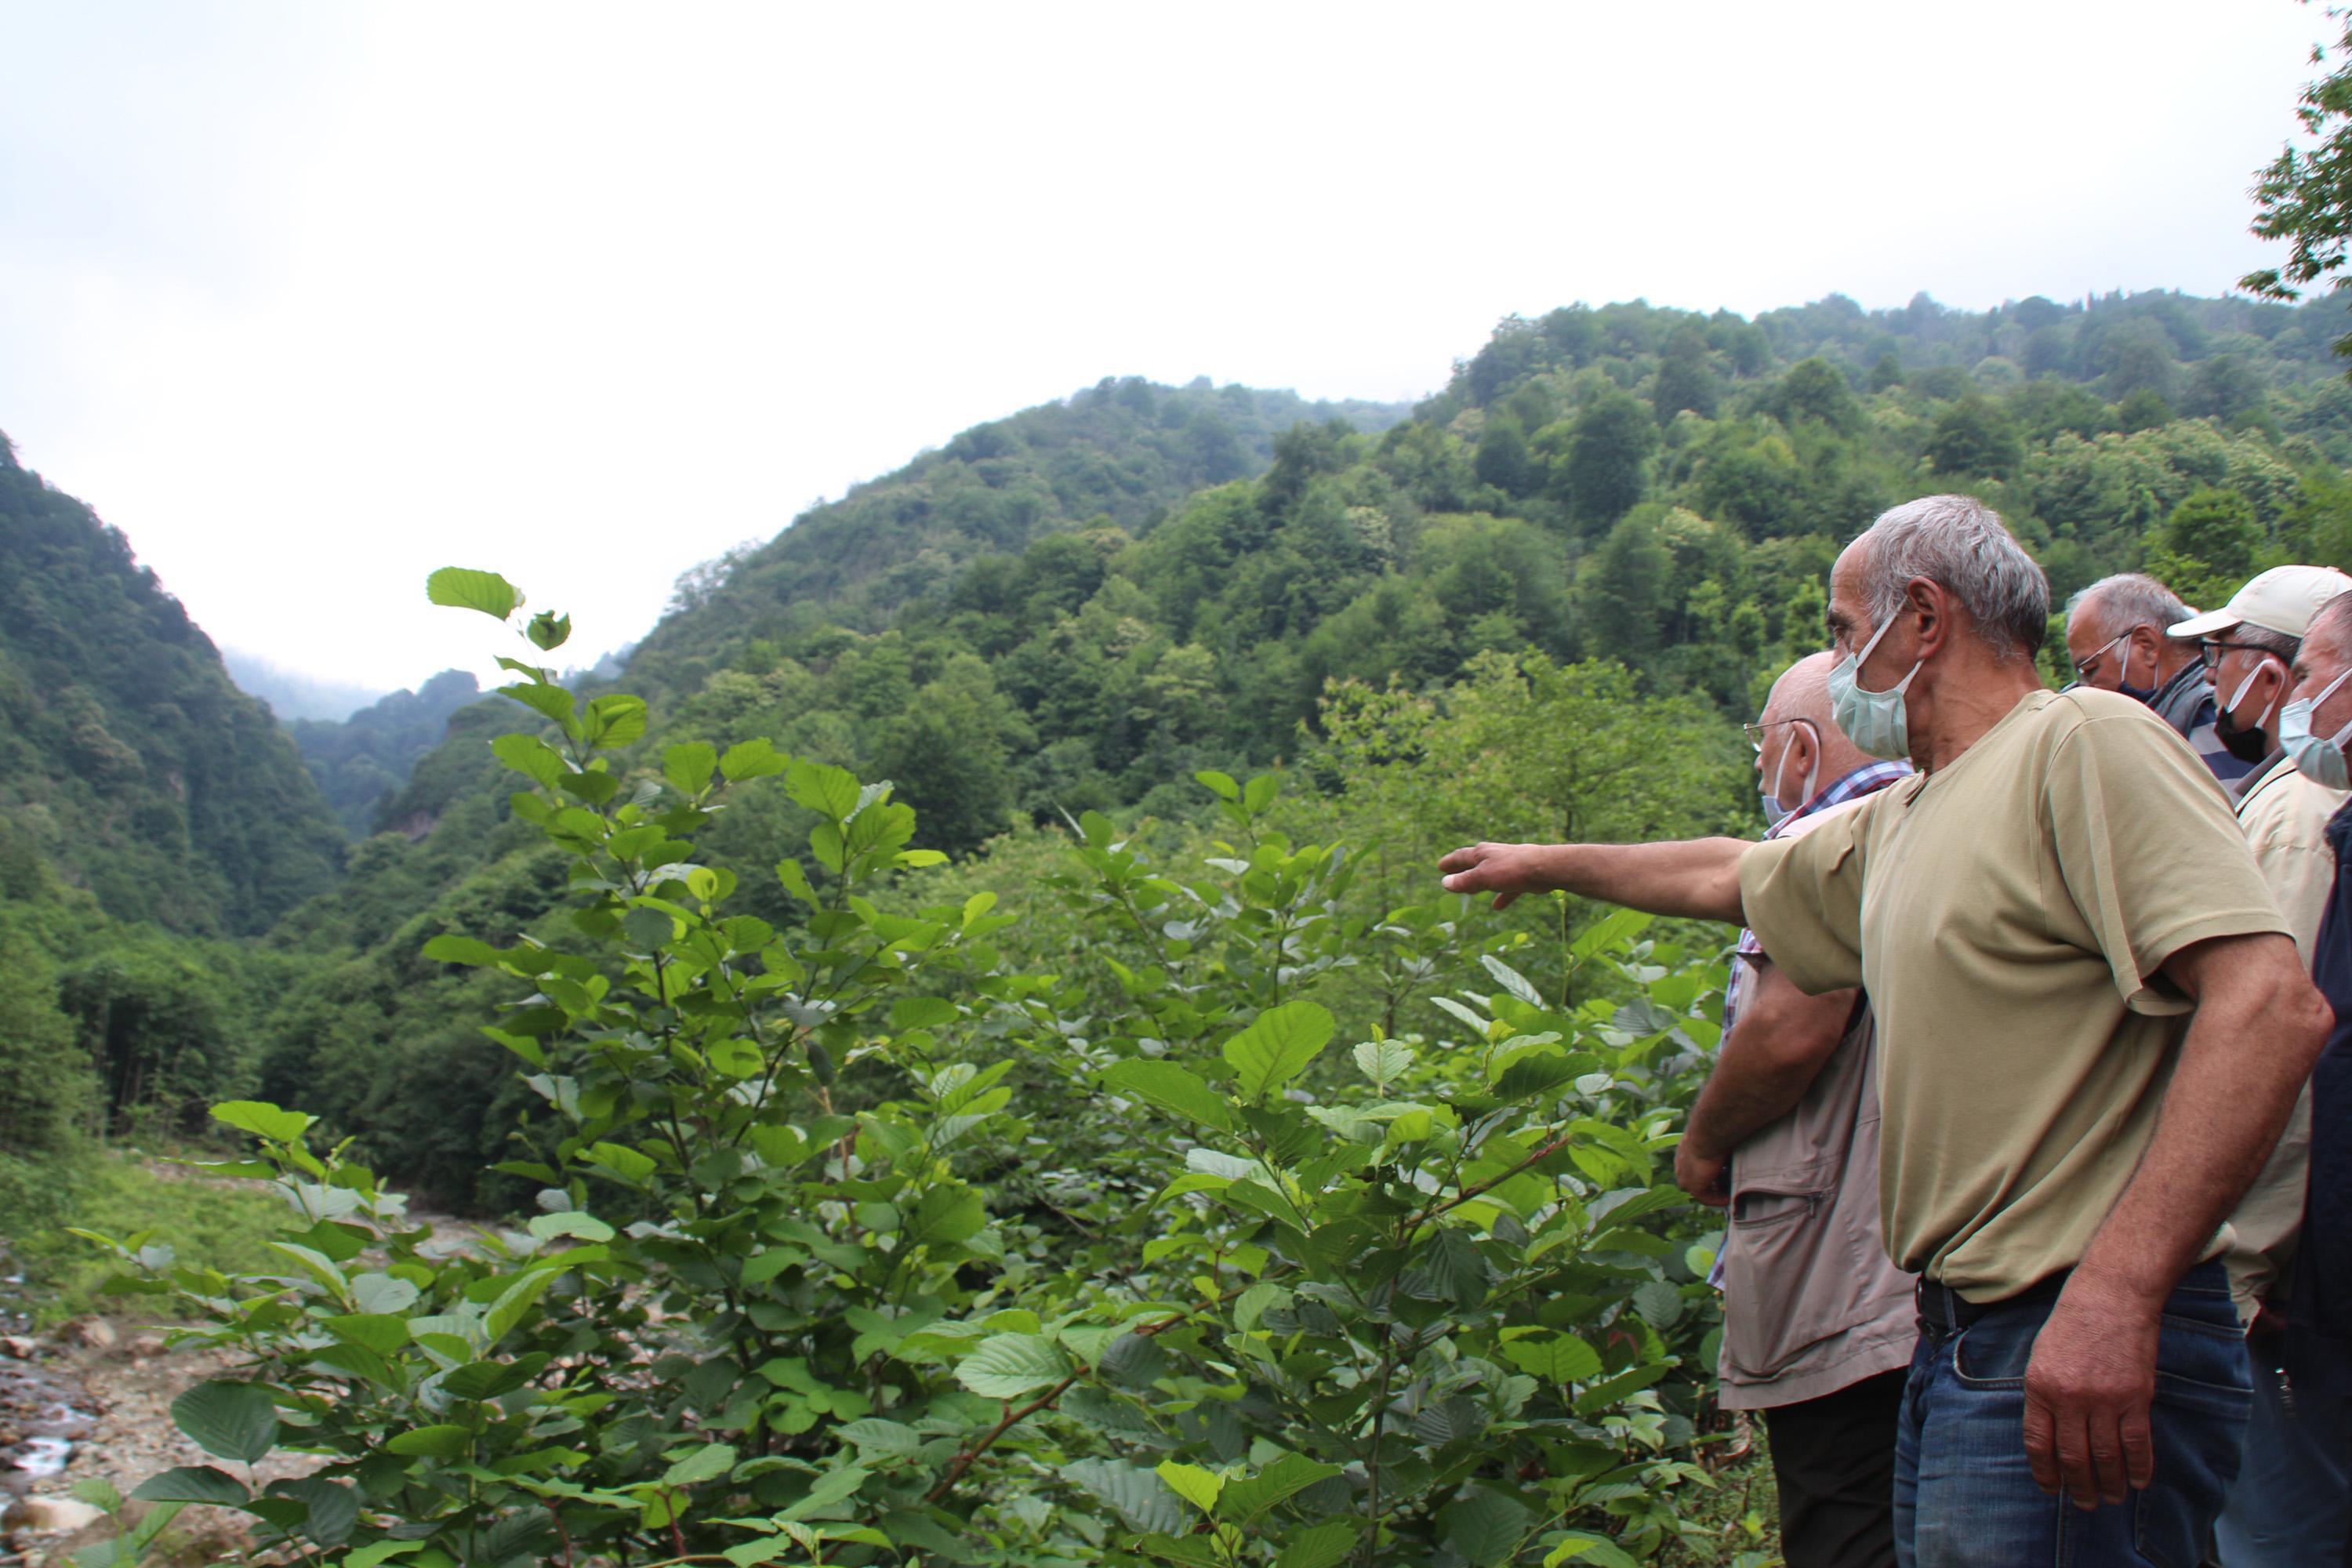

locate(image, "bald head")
[[1757, 651, 1874, 810]]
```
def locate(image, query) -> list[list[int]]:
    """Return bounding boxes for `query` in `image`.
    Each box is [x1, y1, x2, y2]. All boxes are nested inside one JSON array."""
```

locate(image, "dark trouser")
[[2211, 1323, 2352, 1566], [1764, 1367, 1907, 1568], [1895, 1261, 2251, 1568]]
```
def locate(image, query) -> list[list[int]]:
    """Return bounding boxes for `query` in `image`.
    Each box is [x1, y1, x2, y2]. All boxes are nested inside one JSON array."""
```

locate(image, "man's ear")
[[1905, 576, 1948, 661]]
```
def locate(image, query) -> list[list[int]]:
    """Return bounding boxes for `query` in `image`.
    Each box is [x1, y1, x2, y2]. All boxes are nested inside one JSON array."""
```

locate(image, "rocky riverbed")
[[0, 1317, 327, 1566]]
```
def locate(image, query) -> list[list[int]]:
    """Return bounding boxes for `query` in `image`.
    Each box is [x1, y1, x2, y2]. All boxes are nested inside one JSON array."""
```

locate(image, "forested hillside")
[[286, 669, 481, 837], [0, 437, 346, 937], [233, 285, 2352, 1207], [20, 285, 2352, 1567]]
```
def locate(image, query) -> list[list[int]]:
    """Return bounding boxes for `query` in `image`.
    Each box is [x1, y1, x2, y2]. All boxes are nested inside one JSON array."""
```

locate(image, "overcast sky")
[[0, 1, 2336, 697]]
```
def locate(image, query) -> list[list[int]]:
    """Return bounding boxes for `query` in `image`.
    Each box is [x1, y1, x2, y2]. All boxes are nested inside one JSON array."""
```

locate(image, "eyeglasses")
[[2071, 630, 2131, 680], [1742, 718, 1813, 753], [2200, 640, 2274, 671]]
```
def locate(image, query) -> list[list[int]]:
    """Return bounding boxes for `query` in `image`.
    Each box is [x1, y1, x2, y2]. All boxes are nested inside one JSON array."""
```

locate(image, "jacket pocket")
[[1719, 1181, 1837, 1378]]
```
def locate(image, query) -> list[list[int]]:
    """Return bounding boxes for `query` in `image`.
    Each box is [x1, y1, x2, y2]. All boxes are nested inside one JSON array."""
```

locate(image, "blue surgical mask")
[[2281, 666, 2352, 789], [1828, 615, 1924, 762]]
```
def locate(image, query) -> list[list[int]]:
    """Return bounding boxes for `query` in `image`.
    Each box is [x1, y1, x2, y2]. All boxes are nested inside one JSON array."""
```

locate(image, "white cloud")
[[0, 0, 2332, 688]]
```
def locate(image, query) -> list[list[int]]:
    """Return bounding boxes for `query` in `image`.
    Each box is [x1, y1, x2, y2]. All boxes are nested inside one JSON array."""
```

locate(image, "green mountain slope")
[[252, 288, 2352, 1199], [288, 670, 482, 837], [624, 376, 1411, 694], [0, 437, 347, 936]]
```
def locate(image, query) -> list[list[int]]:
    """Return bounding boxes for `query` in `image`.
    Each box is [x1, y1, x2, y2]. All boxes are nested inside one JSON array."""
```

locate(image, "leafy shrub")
[[80, 574, 1737, 1566]]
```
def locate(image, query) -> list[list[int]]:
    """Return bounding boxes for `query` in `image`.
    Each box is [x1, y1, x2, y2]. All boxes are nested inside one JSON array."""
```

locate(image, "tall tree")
[[2245, 10, 2352, 361]]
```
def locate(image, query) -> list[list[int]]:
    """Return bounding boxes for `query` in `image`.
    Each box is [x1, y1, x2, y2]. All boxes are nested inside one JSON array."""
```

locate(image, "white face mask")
[[2225, 658, 2275, 724], [2281, 666, 2352, 790], [1828, 614, 1925, 762], [1760, 722, 1820, 830]]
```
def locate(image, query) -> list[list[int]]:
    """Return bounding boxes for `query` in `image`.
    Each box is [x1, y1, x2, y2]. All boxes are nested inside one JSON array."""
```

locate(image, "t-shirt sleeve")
[[1737, 802, 1871, 996], [2044, 713, 2292, 1016]]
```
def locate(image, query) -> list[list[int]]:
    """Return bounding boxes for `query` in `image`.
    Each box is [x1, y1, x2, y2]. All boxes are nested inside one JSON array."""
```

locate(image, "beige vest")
[[1715, 997, 1918, 1408]]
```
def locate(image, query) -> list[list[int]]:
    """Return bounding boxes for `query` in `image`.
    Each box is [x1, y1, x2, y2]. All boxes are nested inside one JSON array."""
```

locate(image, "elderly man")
[[2066, 572, 2253, 784], [2234, 588, 2352, 1564], [1440, 495, 2328, 1567], [2163, 566, 2352, 1566], [1691, 651, 1915, 1568]]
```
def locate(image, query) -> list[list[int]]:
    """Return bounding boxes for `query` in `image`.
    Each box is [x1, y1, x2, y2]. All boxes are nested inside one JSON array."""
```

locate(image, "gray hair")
[[2065, 574, 2190, 633], [2236, 623, 2301, 663], [1856, 495, 2050, 660]]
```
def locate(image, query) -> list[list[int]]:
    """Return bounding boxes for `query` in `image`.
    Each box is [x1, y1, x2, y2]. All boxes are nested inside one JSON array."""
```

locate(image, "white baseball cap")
[[2168, 564, 2352, 641]]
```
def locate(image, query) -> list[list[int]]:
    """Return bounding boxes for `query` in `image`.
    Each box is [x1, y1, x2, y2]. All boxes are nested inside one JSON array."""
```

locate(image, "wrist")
[[2060, 1260, 2169, 1318]]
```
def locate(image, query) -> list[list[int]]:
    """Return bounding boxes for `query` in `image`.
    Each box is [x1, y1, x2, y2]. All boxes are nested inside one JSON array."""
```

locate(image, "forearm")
[[1687, 1049, 1822, 1163], [1686, 976, 1856, 1160], [1460, 838, 1748, 922]]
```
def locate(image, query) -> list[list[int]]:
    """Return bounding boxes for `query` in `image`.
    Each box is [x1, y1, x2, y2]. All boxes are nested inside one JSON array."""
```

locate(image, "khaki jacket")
[[2224, 752, 2348, 1315], [1715, 797, 1917, 1410]]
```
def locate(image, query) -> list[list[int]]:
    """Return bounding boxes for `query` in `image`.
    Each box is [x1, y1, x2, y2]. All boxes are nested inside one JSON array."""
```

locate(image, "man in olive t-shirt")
[[1439, 496, 2328, 1568]]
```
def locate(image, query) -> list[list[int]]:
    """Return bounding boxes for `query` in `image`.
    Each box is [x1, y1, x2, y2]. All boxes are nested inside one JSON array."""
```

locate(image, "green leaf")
[[491, 731, 568, 789], [130, 1466, 249, 1506], [425, 567, 521, 620], [621, 907, 674, 949], [170, 1380, 278, 1464], [321, 1314, 409, 1356], [344, 1543, 426, 1568], [1218, 1454, 1342, 1523], [210, 1101, 312, 1144], [1153, 1461, 1224, 1515], [1242, 772, 1279, 813], [1221, 1001, 1334, 1103], [485, 1267, 561, 1341], [267, 1475, 358, 1545], [583, 694, 648, 750], [442, 1354, 550, 1402], [1442, 1489, 1532, 1565], [526, 1211, 615, 1243], [836, 1418, 923, 1456], [1352, 1039, 1411, 1090], [1193, 770, 1240, 801], [720, 738, 789, 782], [902, 1186, 988, 1250], [778, 1465, 871, 1523], [663, 1442, 738, 1486], [1545, 1533, 1640, 1568], [526, 609, 572, 651], [785, 758, 863, 820], [1065, 1458, 1189, 1534], [662, 741, 718, 797], [69, 1477, 122, 1513], [585, 1142, 657, 1185], [421, 935, 499, 967], [1103, 1060, 1236, 1131], [1273, 1522, 1358, 1568], [502, 680, 578, 728], [1502, 1331, 1602, 1385], [386, 1424, 474, 1459], [954, 1333, 1073, 1399]]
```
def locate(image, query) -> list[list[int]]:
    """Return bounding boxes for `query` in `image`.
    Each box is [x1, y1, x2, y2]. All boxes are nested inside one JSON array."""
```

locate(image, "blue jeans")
[[2212, 1323, 2352, 1565], [1893, 1261, 2250, 1568]]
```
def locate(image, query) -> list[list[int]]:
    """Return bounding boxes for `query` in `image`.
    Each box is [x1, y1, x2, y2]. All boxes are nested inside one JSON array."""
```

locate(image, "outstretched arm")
[[1438, 837, 1750, 923], [2021, 930, 2329, 1508]]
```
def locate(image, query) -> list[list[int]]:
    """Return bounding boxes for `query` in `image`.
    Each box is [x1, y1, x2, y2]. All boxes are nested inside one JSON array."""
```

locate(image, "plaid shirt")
[[1721, 759, 1914, 1037]]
